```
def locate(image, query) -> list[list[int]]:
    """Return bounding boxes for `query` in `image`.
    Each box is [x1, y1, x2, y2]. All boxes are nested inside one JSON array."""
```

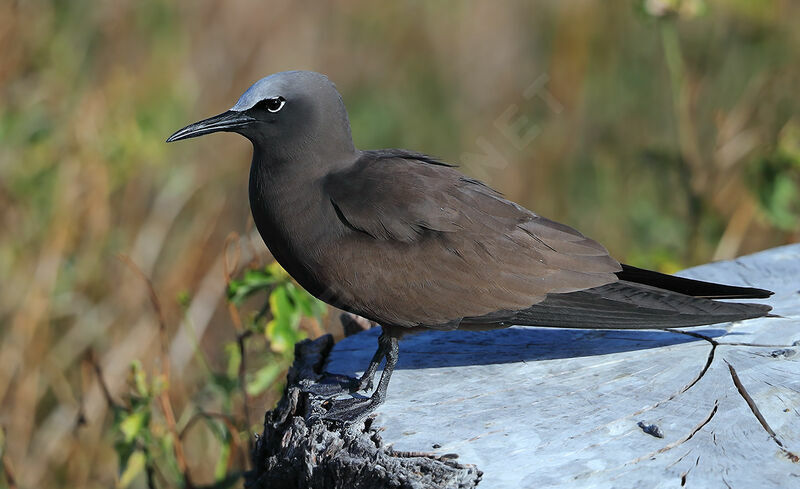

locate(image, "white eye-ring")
[[264, 96, 285, 113]]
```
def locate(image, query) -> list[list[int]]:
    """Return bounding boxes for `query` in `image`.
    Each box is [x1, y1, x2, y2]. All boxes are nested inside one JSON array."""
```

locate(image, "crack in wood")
[[665, 449, 693, 469], [666, 330, 718, 395], [725, 361, 800, 463], [627, 401, 719, 466], [679, 454, 701, 486], [627, 330, 717, 420], [568, 329, 720, 445], [726, 361, 779, 442], [719, 342, 798, 348]]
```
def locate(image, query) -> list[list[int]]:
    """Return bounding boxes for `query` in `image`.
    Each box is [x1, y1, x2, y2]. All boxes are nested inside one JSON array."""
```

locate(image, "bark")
[[245, 335, 482, 489]]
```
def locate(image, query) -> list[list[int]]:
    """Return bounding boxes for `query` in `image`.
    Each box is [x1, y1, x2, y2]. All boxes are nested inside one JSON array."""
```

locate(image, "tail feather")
[[471, 280, 773, 330], [616, 264, 773, 299]]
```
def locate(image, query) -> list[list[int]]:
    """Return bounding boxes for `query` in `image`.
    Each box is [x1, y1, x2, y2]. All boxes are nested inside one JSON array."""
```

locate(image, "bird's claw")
[[301, 372, 360, 397], [302, 371, 377, 398], [320, 396, 381, 424], [359, 377, 375, 392]]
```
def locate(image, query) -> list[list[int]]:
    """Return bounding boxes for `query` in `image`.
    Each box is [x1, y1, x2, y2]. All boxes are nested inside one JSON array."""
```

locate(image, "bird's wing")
[[322, 151, 622, 327], [466, 280, 771, 329]]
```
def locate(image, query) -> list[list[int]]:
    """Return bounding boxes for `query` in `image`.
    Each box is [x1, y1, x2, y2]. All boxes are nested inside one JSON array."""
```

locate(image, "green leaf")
[[246, 363, 281, 396], [768, 175, 799, 229], [214, 440, 231, 480], [268, 283, 294, 319], [778, 119, 800, 160], [287, 283, 327, 319], [749, 153, 800, 231], [130, 360, 149, 398], [266, 261, 289, 280], [157, 432, 184, 484], [265, 286, 303, 353], [177, 289, 191, 308], [118, 450, 146, 488], [119, 410, 148, 444], [226, 267, 281, 305], [224, 342, 241, 380]]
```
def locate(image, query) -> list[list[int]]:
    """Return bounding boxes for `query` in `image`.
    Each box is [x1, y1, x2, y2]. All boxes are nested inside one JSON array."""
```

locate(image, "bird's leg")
[[302, 333, 388, 397], [353, 340, 386, 392], [320, 331, 399, 423]]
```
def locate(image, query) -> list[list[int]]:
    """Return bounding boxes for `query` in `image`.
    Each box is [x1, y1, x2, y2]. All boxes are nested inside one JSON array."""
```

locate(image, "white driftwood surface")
[[324, 244, 800, 488]]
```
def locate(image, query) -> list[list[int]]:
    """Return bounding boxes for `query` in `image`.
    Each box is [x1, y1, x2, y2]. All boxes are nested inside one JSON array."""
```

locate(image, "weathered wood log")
[[249, 244, 800, 488], [245, 335, 482, 489]]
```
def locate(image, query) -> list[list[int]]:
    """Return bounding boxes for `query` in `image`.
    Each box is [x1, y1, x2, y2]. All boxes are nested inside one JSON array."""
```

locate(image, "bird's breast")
[[248, 163, 342, 300]]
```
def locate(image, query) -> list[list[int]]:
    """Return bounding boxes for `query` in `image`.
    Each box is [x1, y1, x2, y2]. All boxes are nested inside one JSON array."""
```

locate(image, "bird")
[[167, 70, 773, 422]]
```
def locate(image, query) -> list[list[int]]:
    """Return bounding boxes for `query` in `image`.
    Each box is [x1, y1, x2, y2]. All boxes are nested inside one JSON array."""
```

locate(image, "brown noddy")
[[167, 70, 773, 422]]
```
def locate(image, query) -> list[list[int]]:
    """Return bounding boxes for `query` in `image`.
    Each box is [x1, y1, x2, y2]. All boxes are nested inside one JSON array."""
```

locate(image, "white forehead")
[[230, 71, 331, 112]]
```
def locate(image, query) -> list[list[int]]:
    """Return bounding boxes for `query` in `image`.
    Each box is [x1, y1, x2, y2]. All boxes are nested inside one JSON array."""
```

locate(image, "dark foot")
[[301, 372, 361, 397], [309, 328, 398, 424], [320, 396, 384, 423]]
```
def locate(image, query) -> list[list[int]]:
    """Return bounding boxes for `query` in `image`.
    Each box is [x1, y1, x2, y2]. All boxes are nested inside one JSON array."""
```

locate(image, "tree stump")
[[248, 244, 800, 488]]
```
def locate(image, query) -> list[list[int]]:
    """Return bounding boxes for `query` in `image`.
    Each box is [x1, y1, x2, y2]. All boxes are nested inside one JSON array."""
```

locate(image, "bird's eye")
[[263, 96, 285, 113]]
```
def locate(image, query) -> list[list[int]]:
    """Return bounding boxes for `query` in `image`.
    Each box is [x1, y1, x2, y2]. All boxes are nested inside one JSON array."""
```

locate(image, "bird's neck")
[[247, 147, 353, 295]]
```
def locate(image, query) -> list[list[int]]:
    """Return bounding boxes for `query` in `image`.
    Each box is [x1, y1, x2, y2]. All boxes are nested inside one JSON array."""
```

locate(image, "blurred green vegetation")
[[95, 262, 323, 489], [0, 0, 798, 487]]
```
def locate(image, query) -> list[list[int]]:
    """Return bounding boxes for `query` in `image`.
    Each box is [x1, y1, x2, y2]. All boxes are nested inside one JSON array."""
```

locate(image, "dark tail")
[[616, 264, 773, 299], [498, 281, 772, 330]]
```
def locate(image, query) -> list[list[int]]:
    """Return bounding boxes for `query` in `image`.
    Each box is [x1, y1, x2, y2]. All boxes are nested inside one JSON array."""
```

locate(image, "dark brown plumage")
[[168, 71, 772, 422]]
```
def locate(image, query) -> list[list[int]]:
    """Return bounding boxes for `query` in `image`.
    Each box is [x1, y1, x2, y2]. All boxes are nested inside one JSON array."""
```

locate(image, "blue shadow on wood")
[[328, 326, 726, 374]]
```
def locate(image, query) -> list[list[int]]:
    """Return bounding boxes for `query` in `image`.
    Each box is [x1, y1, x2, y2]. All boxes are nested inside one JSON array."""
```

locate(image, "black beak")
[[166, 110, 255, 142]]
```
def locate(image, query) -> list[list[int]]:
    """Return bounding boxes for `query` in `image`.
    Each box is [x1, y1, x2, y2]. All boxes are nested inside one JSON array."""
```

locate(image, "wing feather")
[[321, 151, 621, 327]]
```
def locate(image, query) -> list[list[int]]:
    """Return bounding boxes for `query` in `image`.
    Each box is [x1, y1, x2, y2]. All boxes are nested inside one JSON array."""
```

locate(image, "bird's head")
[[167, 70, 355, 160]]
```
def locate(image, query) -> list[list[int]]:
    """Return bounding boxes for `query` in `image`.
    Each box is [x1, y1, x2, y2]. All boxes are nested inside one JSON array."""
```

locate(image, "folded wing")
[[322, 150, 771, 329], [323, 150, 620, 327]]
